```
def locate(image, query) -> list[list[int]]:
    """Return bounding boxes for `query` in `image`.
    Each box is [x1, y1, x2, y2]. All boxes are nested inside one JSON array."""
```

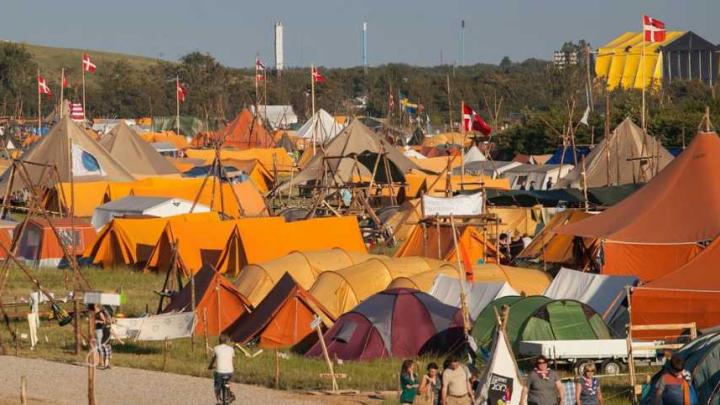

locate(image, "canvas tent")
[[163, 265, 251, 335], [306, 288, 465, 360], [16, 218, 97, 267], [100, 122, 179, 177], [0, 220, 16, 259], [558, 132, 720, 281], [225, 273, 334, 349], [463, 145, 486, 163], [234, 248, 374, 307], [250, 105, 298, 129], [0, 117, 134, 191], [296, 108, 345, 144], [472, 296, 614, 349], [554, 118, 673, 188], [429, 274, 518, 320], [504, 164, 574, 190], [394, 224, 501, 265], [278, 119, 418, 191], [642, 332, 720, 405], [517, 209, 595, 266], [214, 109, 274, 149], [90, 196, 210, 230]]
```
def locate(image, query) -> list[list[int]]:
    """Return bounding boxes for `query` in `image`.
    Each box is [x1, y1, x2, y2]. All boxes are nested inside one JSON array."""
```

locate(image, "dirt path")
[[0, 356, 327, 405]]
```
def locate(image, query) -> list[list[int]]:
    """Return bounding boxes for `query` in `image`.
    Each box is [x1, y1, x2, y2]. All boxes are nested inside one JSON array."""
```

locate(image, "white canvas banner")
[[113, 312, 195, 341], [422, 192, 483, 217]]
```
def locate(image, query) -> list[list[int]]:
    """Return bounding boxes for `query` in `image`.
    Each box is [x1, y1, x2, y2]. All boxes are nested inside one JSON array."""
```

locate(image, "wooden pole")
[[190, 265, 196, 352], [163, 337, 169, 371], [449, 215, 471, 335], [460, 100, 465, 189], [203, 308, 209, 359], [641, 25, 646, 131], [446, 74, 452, 131], [315, 324, 338, 391], [311, 64, 316, 156], [74, 297, 81, 355], [176, 75, 180, 136], [274, 349, 280, 389], [625, 285, 637, 404], [20, 376, 27, 405], [605, 91, 611, 186], [37, 67, 41, 135], [59, 68, 65, 119], [82, 57, 86, 123], [88, 308, 96, 405]]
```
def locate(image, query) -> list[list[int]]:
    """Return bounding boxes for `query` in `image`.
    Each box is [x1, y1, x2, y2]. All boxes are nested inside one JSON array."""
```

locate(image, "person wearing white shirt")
[[208, 335, 235, 404], [27, 291, 41, 349]]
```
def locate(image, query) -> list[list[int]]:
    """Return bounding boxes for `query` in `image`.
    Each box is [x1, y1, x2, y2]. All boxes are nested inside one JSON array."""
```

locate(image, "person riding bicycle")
[[208, 334, 235, 404]]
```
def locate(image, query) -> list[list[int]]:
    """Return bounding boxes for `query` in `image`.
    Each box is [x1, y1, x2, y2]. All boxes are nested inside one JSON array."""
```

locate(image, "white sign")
[[422, 192, 483, 217], [309, 315, 322, 330]]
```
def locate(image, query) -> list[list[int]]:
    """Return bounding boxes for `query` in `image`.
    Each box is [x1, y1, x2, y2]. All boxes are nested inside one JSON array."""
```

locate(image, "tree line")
[[0, 41, 717, 154]]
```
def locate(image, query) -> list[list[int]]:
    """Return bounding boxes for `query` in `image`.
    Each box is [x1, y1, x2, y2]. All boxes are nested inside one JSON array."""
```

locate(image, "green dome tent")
[[471, 296, 613, 349], [643, 332, 720, 404]]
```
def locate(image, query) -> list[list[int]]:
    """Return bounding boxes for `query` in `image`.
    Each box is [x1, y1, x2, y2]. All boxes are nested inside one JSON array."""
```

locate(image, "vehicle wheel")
[[573, 360, 592, 376], [602, 360, 622, 375]]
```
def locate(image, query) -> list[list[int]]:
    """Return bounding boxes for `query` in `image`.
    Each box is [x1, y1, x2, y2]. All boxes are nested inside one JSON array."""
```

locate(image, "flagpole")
[[255, 57, 259, 106], [641, 16, 646, 131], [37, 67, 41, 134], [175, 75, 180, 136], [59, 68, 65, 119], [311, 64, 316, 156], [82, 56, 86, 123], [460, 100, 465, 190], [263, 69, 268, 123]]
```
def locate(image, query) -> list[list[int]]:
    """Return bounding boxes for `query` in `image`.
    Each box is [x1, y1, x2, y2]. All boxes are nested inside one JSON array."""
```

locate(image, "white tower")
[[274, 22, 284, 73]]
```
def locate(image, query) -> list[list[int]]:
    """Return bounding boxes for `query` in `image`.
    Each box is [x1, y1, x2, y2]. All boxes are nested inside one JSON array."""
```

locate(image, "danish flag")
[[176, 80, 187, 103], [255, 57, 266, 82], [82, 53, 97, 73], [311, 67, 326, 83], [462, 104, 492, 136], [37, 76, 52, 96], [643, 15, 666, 43]]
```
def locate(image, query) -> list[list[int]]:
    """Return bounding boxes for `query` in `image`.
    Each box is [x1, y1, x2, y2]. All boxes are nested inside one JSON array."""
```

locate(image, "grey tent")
[[554, 118, 674, 188], [1, 117, 134, 191], [100, 122, 179, 177], [278, 119, 418, 191]]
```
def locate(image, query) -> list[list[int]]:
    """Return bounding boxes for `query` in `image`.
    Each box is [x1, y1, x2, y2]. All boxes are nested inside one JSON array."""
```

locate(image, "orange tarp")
[[394, 224, 500, 264], [185, 148, 294, 173], [404, 171, 509, 198], [49, 182, 110, 217], [602, 242, 702, 282], [215, 216, 367, 275], [518, 210, 594, 264], [559, 132, 720, 244], [140, 131, 191, 150]]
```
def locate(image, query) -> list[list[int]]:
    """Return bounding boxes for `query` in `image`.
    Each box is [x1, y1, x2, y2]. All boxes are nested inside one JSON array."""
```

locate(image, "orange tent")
[[0, 220, 16, 259], [394, 224, 501, 264], [185, 148, 294, 173], [631, 238, 720, 336], [163, 265, 251, 336], [16, 218, 97, 267], [517, 210, 595, 265], [558, 132, 720, 281], [140, 131, 190, 150], [215, 216, 367, 275], [225, 273, 334, 349], [213, 109, 274, 150]]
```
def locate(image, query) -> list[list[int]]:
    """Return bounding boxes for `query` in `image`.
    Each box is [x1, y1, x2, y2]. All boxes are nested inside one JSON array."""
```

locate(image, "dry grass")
[[0, 266, 656, 403]]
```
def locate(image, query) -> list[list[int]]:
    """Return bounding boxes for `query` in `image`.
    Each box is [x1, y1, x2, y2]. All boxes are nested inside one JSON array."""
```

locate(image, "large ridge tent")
[[233, 249, 374, 307], [558, 132, 720, 281], [429, 274, 518, 320], [225, 273, 334, 349], [0, 117, 135, 192], [642, 332, 720, 404], [212, 109, 275, 150], [163, 265, 251, 335], [631, 237, 720, 334], [99, 122, 179, 177], [306, 288, 465, 360], [90, 196, 211, 230], [554, 118, 673, 189], [296, 108, 345, 145], [472, 296, 614, 349]]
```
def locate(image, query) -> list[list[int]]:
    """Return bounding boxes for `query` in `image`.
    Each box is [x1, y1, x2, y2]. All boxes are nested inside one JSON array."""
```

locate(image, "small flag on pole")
[[255, 57, 266, 82], [176, 81, 187, 103], [62, 75, 70, 89], [643, 15, 666, 43], [37, 76, 52, 96], [311, 66, 326, 83], [82, 53, 97, 73], [580, 106, 590, 126], [462, 104, 492, 135]]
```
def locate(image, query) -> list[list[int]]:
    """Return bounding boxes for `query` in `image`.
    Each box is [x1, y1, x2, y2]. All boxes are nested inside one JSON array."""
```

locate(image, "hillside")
[[16, 41, 165, 74]]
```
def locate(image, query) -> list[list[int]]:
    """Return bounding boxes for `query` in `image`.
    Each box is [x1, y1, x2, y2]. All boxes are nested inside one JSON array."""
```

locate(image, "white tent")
[[403, 147, 426, 159], [251, 105, 299, 130], [91, 196, 210, 230], [543, 268, 637, 322], [296, 109, 345, 144], [464, 145, 486, 163], [430, 274, 518, 320], [474, 327, 522, 405]]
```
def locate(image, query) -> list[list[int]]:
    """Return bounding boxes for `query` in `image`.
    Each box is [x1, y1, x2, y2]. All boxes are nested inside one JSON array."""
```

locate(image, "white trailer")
[[517, 339, 665, 375]]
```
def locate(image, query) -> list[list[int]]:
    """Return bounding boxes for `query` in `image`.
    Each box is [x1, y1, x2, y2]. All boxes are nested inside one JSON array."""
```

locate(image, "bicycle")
[[218, 374, 235, 405]]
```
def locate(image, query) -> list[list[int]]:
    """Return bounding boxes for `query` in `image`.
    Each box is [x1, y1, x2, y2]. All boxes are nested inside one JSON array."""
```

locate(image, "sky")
[[1, 0, 718, 68]]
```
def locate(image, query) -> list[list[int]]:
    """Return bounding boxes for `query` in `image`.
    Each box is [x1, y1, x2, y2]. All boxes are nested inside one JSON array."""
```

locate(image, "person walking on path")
[[521, 355, 565, 405], [416, 362, 441, 405], [575, 363, 603, 405], [400, 359, 419, 404], [441, 356, 474, 405]]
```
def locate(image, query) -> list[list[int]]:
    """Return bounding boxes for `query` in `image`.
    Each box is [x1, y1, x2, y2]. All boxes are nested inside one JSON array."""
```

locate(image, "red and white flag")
[[255, 57, 266, 82], [462, 104, 492, 136], [82, 53, 97, 73], [176, 80, 187, 103], [70, 103, 84, 121], [37, 75, 52, 96], [312, 66, 326, 83], [643, 15, 666, 43]]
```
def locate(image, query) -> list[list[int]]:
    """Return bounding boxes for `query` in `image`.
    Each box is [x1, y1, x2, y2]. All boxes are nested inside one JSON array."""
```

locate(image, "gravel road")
[[0, 356, 326, 405]]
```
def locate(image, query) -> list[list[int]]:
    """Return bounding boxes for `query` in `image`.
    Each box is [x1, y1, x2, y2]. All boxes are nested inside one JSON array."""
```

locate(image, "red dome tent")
[[306, 288, 464, 360]]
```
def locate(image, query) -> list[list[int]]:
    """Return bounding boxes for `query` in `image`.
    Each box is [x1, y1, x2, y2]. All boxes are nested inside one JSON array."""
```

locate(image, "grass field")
[[0, 266, 656, 404]]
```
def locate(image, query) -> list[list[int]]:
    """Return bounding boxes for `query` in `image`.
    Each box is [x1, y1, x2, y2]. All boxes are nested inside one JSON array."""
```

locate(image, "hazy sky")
[[1, 0, 717, 68]]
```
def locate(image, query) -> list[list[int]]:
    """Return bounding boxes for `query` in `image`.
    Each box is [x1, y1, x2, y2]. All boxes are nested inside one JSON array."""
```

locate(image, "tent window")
[[333, 321, 357, 343], [58, 229, 83, 250]]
